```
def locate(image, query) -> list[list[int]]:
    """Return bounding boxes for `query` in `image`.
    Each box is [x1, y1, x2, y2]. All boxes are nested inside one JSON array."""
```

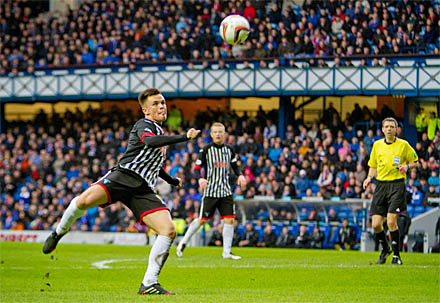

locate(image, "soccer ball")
[[219, 15, 250, 45]]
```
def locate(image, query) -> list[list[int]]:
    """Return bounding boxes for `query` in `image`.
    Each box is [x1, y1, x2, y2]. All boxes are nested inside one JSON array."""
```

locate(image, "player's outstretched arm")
[[159, 168, 181, 187], [143, 128, 200, 148], [186, 128, 200, 139]]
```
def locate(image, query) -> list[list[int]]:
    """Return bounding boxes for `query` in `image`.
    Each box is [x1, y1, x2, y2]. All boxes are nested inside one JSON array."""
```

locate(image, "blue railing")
[[0, 64, 439, 102]]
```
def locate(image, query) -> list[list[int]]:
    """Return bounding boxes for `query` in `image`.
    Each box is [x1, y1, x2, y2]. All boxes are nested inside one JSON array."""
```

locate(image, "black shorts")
[[371, 179, 406, 217], [200, 195, 235, 220], [93, 168, 169, 224]]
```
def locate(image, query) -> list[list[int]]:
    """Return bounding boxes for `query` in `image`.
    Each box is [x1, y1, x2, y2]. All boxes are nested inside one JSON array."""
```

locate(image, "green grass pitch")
[[1, 242, 439, 303]]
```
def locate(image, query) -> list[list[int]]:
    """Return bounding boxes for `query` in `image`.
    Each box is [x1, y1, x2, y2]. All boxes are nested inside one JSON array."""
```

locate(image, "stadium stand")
[[1, 0, 439, 75]]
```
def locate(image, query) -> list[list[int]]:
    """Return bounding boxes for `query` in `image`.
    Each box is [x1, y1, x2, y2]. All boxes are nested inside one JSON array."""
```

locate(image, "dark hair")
[[138, 88, 161, 107], [382, 117, 398, 128]]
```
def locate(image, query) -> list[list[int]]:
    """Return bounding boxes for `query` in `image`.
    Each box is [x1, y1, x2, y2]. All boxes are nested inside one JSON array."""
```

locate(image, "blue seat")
[[338, 211, 348, 220], [307, 223, 316, 235], [320, 224, 332, 248], [254, 225, 264, 242], [329, 225, 341, 249], [407, 205, 414, 217], [272, 224, 283, 237], [299, 211, 308, 221], [289, 222, 300, 237], [425, 206, 435, 212], [237, 224, 245, 238], [414, 206, 425, 217], [311, 185, 320, 193]]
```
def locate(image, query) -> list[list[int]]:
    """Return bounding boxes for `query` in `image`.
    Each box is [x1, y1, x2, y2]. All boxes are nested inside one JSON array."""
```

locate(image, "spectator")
[[410, 186, 424, 206], [258, 223, 277, 247], [415, 108, 428, 141], [310, 226, 325, 249], [424, 185, 439, 207], [328, 208, 340, 222], [337, 219, 356, 250], [317, 164, 333, 189], [238, 223, 259, 247], [294, 225, 310, 248], [276, 226, 294, 248], [208, 224, 223, 246], [295, 169, 309, 197]]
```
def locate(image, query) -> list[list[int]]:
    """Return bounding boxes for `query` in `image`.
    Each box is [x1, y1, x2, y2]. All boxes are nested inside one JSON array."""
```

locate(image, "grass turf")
[[0, 241, 439, 303]]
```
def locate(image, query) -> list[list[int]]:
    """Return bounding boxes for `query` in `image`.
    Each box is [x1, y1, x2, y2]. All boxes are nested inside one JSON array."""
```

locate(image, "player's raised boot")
[[391, 255, 403, 265], [376, 247, 392, 264], [176, 242, 186, 258], [138, 283, 175, 295], [42, 231, 66, 254], [222, 252, 242, 260]]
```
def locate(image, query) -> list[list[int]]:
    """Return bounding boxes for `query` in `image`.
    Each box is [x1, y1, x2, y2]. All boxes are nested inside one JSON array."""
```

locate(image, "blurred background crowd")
[[1, 104, 439, 240], [1, 0, 439, 75]]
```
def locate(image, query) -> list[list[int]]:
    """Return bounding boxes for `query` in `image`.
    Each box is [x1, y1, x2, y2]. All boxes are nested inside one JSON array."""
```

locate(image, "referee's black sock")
[[390, 230, 400, 256], [376, 230, 389, 251]]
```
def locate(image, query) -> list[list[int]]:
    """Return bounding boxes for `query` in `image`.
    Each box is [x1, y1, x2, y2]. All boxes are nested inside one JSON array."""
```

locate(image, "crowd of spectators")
[[1, 0, 440, 75], [1, 102, 439, 241]]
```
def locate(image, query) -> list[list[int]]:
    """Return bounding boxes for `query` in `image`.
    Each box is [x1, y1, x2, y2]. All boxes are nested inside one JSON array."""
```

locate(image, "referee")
[[363, 117, 419, 265]]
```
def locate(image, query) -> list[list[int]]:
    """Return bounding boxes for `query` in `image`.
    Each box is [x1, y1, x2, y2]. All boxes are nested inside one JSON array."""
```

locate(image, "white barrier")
[[0, 230, 147, 246]]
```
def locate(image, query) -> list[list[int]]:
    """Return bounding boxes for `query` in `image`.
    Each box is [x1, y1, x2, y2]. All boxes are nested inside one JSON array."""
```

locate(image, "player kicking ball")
[[43, 88, 200, 295], [177, 122, 246, 260]]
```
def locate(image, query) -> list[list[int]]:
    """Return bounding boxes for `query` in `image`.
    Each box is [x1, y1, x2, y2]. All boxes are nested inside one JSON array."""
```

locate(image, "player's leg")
[[387, 213, 402, 264], [371, 182, 392, 264], [219, 196, 241, 259], [387, 181, 406, 265], [140, 209, 176, 295], [372, 214, 392, 264], [177, 196, 214, 257], [42, 184, 109, 254], [176, 217, 205, 257]]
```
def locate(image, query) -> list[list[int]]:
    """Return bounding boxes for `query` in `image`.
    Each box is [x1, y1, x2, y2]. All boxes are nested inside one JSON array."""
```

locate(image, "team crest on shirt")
[[103, 179, 111, 184], [393, 156, 401, 166]]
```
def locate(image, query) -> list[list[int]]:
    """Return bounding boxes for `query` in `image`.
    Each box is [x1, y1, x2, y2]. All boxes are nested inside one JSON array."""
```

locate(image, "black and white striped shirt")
[[194, 143, 241, 198], [118, 119, 166, 191]]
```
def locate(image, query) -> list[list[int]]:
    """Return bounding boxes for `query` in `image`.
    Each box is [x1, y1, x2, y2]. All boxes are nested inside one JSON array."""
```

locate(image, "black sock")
[[376, 230, 389, 250], [390, 230, 400, 256]]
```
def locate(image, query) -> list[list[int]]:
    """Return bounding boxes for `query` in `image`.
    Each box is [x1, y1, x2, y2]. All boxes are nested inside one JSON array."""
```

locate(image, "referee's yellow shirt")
[[368, 138, 419, 181]]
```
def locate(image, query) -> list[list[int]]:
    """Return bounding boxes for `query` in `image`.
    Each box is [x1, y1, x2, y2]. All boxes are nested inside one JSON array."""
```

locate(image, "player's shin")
[[143, 235, 172, 286], [390, 229, 400, 256], [375, 230, 389, 250], [55, 197, 84, 235], [180, 218, 200, 245], [222, 223, 234, 255]]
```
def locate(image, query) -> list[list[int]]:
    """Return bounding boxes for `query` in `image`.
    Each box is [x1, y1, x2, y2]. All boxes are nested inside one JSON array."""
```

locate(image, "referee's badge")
[[393, 156, 401, 166]]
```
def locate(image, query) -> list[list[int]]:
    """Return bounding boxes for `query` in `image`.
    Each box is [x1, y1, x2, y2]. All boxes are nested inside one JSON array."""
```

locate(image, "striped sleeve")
[[137, 121, 156, 144]]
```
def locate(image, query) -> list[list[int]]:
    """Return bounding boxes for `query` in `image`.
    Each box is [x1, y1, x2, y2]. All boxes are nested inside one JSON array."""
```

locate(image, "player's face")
[[143, 94, 167, 123], [211, 125, 225, 145], [382, 121, 397, 139]]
